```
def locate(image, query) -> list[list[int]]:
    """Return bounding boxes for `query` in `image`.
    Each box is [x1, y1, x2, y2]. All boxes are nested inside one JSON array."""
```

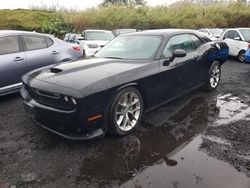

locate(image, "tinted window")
[[162, 34, 195, 58], [23, 35, 48, 51], [45, 37, 53, 47], [225, 30, 240, 39], [0, 36, 20, 55], [190, 34, 204, 49]]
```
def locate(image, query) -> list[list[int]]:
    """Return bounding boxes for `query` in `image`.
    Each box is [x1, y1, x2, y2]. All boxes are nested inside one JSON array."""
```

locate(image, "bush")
[[61, 3, 250, 32], [1, 3, 250, 38]]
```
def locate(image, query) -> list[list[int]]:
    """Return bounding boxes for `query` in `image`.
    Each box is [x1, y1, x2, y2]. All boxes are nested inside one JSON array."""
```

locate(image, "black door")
[[159, 33, 205, 101]]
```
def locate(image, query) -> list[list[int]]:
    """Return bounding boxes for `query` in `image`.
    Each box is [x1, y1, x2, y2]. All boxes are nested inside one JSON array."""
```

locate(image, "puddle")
[[76, 95, 250, 187], [121, 136, 250, 188], [214, 94, 250, 125]]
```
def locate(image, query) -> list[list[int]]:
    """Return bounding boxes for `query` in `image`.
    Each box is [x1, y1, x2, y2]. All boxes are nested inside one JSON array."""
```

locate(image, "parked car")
[[198, 28, 224, 40], [244, 48, 250, 63], [21, 29, 229, 140], [113, 29, 137, 37], [0, 30, 82, 96], [64, 33, 74, 42], [64, 33, 81, 44], [78, 30, 115, 58], [220, 28, 250, 62]]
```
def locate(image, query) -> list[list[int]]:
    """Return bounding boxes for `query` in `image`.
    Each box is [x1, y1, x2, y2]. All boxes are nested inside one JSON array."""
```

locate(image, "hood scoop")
[[50, 67, 63, 73]]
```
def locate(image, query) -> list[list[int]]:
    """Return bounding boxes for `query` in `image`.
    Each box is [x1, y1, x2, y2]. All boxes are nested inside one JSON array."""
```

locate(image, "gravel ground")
[[0, 60, 249, 188]]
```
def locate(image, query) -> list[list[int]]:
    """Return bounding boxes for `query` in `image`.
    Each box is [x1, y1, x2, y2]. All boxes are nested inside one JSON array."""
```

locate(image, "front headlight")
[[71, 97, 77, 105], [87, 43, 99, 49], [63, 95, 77, 105]]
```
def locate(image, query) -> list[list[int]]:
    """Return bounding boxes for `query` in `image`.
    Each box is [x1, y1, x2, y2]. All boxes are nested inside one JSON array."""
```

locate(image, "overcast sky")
[[0, 0, 177, 10]]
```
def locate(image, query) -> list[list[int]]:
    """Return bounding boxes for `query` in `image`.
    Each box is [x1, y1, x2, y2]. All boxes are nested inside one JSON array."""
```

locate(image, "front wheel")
[[204, 61, 221, 91], [109, 87, 143, 136]]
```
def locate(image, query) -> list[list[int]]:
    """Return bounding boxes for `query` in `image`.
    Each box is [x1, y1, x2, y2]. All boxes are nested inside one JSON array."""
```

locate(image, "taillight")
[[248, 43, 250, 49], [72, 46, 81, 51]]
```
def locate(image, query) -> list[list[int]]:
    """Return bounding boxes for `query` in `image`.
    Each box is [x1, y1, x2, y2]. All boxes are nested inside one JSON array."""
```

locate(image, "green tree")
[[101, 0, 146, 6]]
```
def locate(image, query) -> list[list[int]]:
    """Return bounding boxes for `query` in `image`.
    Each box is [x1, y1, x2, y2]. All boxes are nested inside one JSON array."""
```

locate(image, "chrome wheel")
[[210, 64, 220, 88], [115, 92, 141, 132]]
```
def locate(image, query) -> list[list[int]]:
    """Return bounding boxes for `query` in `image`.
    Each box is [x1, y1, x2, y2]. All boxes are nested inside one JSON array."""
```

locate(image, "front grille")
[[24, 84, 75, 110]]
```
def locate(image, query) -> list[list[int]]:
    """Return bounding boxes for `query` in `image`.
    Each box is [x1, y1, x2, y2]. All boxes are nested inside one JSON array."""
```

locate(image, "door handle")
[[13, 57, 24, 61], [51, 51, 59, 55]]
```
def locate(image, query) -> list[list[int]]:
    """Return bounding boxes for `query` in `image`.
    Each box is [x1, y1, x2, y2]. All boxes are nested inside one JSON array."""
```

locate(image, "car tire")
[[238, 50, 245, 62], [109, 87, 143, 136], [204, 61, 221, 91]]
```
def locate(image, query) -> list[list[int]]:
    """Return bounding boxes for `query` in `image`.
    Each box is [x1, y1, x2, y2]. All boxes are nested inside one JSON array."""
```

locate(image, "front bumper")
[[21, 87, 105, 140]]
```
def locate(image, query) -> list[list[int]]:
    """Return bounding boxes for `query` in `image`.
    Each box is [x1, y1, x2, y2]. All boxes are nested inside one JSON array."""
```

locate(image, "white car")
[[220, 28, 250, 62], [78, 30, 115, 58], [198, 28, 223, 40]]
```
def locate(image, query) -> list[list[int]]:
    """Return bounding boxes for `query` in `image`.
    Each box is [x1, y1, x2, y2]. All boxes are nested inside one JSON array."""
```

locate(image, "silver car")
[[0, 30, 82, 96]]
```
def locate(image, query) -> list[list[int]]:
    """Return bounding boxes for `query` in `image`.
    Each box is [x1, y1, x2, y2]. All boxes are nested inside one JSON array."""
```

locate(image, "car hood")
[[26, 58, 157, 97]]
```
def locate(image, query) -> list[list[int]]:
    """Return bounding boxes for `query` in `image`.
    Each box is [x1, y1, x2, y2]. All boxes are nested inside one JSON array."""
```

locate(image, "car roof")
[[84, 29, 112, 33], [0, 30, 53, 37], [113, 29, 136, 31], [125, 29, 198, 37], [224, 28, 250, 31]]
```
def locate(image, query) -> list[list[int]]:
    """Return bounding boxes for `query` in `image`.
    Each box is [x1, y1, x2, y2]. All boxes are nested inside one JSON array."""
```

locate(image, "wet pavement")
[[0, 60, 250, 188]]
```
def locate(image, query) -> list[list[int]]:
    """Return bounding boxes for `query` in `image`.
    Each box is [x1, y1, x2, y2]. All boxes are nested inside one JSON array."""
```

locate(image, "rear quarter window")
[[0, 36, 20, 55], [45, 37, 54, 47], [23, 35, 48, 51]]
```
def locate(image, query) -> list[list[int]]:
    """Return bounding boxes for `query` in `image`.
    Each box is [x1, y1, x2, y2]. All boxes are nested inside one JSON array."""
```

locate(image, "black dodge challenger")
[[21, 29, 229, 140]]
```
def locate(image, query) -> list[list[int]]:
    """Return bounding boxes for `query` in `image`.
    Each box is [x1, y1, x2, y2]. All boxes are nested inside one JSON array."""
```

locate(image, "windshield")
[[85, 31, 114, 41], [209, 29, 223, 37], [95, 35, 162, 60], [239, 29, 250, 42]]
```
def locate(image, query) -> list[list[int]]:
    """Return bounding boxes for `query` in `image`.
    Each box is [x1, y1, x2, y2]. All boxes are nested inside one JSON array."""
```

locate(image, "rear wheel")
[[109, 87, 143, 136], [238, 50, 245, 62], [204, 61, 221, 91]]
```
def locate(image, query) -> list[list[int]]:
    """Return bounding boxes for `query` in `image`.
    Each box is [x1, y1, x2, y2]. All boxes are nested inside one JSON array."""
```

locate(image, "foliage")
[[101, 0, 146, 6], [1, 3, 250, 38], [0, 9, 71, 37], [62, 3, 250, 32]]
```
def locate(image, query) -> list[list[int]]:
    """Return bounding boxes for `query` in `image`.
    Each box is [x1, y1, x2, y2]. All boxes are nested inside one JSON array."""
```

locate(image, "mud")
[[0, 60, 250, 188]]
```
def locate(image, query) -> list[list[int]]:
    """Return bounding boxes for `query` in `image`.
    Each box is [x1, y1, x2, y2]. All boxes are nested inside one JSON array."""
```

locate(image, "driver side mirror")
[[173, 49, 186, 58], [163, 49, 186, 66]]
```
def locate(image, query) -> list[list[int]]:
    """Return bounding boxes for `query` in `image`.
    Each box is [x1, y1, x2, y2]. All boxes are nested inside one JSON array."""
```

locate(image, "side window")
[[190, 34, 204, 49], [162, 34, 195, 58], [23, 35, 48, 51], [81, 32, 86, 40], [225, 30, 240, 39], [0, 36, 20, 55], [45, 37, 53, 47]]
